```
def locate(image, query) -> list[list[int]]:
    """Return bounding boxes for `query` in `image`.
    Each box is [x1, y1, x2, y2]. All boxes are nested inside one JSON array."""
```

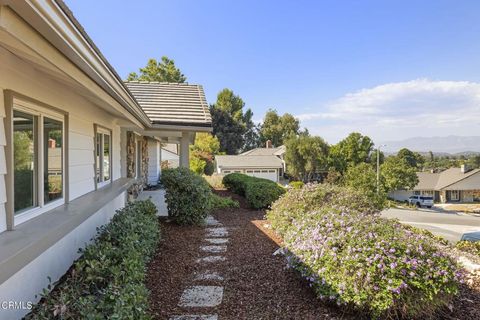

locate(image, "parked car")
[[408, 195, 434, 208]]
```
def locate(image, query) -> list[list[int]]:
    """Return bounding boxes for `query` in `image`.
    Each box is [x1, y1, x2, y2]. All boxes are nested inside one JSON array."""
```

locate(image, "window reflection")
[[44, 117, 63, 204]]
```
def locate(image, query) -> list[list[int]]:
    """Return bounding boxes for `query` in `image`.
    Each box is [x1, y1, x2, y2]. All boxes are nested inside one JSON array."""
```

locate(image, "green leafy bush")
[[162, 167, 213, 225], [223, 173, 285, 209], [456, 240, 480, 257], [267, 183, 379, 237], [26, 200, 160, 320], [209, 193, 240, 210], [289, 181, 304, 189], [268, 184, 462, 319]]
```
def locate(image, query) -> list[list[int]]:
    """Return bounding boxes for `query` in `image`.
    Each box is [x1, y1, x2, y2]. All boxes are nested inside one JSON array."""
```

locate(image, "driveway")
[[381, 207, 480, 243]]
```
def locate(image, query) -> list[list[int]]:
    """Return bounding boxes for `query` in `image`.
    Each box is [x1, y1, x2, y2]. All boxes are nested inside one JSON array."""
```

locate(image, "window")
[[11, 100, 65, 226], [223, 170, 231, 174], [268, 170, 276, 173], [450, 190, 460, 201], [95, 126, 112, 188]]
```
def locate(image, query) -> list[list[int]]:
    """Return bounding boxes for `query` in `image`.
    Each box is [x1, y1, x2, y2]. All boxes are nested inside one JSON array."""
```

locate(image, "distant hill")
[[382, 136, 480, 154]]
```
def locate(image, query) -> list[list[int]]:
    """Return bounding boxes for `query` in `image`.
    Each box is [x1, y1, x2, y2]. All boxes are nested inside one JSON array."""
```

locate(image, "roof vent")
[[266, 140, 273, 148]]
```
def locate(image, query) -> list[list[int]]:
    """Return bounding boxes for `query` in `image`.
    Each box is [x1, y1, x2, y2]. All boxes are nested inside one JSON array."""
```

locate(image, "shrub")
[[267, 183, 379, 237], [162, 168, 212, 225], [223, 173, 285, 209], [209, 193, 240, 210], [289, 181, 304, 189], [26, 200, 160, 319], [456, 240, 480, 257], [268, 184, 462, 319], [204, 174, 225, 189]]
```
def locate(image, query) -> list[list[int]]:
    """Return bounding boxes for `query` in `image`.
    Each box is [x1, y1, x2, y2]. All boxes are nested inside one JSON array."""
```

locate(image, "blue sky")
[[65, 0, 480, 143]]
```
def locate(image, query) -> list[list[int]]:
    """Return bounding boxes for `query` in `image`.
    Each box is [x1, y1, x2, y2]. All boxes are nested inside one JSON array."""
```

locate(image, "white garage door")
[[245, 169, 278, 182]]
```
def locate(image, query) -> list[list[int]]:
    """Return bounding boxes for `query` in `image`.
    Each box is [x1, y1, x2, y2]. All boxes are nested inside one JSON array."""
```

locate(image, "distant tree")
[[369, 148, 385, 166], [260, 109, 300, 147], [328, 132, 374, 173], [468, 155, 480, 169], [324, 167, 342, 184], [190, 133, 220, 176], [428, 150, 434, 162], [284, 135, 329, 182], [241, 109, 262, 152], [127, 56, 186, 82], [397, 148, 424, 168], [381, 157, 419, 192]]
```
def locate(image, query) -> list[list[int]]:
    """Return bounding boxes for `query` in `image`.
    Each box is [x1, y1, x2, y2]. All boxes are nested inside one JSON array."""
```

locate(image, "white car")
[[408, 195, 434, 208]]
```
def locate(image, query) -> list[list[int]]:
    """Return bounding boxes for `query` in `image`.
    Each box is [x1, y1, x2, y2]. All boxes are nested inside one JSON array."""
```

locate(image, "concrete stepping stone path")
[[172, 215, 229, 319], [179, 286, 224, 307]]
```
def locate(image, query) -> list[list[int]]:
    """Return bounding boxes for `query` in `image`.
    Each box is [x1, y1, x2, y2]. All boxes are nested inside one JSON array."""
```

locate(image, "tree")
[[344, 163, 379, 198], [190, 133, 220, 175], [329, 132, 374, 173], [241, 109, 262, 152], [397, 148, 424, 168], [284, 135, 329, 182], [381, 157, 419, 193], [260, 109, 300, 147], [127, 56, 186, 82], [210, 89, 254, 154]]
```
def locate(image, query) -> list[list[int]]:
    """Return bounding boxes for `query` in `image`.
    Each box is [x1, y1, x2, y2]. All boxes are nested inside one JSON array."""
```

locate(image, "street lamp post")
[[376, 144, 386, 194]]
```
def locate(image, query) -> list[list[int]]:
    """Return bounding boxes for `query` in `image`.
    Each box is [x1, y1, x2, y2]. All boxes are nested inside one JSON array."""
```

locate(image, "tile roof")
[[415, 167, 480, 190], [240, 146, 285, 156], [124, 81, 212, 127], [215, 155, 283, 168]]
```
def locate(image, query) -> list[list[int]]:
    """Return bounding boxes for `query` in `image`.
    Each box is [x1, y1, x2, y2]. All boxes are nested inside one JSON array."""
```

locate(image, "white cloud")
[[296, 79, 480, 143]]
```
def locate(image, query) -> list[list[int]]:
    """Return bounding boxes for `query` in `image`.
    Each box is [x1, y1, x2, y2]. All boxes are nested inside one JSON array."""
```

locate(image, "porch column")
[[179, 132, 190, 168], [147, 139, 160, 185]]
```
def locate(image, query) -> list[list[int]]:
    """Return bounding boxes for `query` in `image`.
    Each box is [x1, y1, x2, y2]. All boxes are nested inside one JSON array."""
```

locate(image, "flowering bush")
[[223, 173, 285, 209], [268, 184, 462, 319], [456, 240, 480, 257], [289, 181, 305, 189], [267, 183, 379, 237]]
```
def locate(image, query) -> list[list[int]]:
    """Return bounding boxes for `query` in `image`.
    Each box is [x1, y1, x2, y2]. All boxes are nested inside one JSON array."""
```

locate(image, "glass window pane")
[[44, 117, 63, 204], [103, 134, 110, 181], [96, 133, 102, 183], [13, 111, 36, 213]]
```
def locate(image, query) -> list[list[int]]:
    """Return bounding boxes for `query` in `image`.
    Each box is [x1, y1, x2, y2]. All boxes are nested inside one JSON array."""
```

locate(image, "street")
[[381, 207, 480, 243]]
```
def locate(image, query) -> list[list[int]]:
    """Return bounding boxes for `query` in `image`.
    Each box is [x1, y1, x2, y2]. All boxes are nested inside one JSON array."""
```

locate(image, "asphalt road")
[[381, 207, 480, 243]]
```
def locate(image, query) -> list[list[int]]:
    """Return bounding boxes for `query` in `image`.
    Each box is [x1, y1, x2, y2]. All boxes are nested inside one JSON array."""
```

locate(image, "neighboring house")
[[215, 141, 286, 182], [0, 1, 211, 319], [390, 165, 480, 203], [161, 143, 180, 168]]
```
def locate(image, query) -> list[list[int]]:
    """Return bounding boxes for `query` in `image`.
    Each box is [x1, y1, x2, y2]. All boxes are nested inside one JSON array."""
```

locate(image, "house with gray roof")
[[390, 165, 480, 203], [215, 141, 286, 182]]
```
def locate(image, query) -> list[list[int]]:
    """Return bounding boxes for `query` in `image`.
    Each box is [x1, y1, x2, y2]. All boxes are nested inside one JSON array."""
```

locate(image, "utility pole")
[[376, 144, 386, 194]]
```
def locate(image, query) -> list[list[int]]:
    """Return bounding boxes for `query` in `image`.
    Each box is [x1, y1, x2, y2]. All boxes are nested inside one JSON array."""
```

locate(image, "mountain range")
[[381, 135, 480, 154]]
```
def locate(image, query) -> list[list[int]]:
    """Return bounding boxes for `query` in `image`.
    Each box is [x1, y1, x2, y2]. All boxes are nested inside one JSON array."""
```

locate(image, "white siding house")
[[0, 1, 211, 319]]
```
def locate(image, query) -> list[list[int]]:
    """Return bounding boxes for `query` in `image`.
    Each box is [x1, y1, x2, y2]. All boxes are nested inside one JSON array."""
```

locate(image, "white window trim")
[[450, 190, 460, 201], [8, 96, 67, 228], [94, 125, 113, 189]]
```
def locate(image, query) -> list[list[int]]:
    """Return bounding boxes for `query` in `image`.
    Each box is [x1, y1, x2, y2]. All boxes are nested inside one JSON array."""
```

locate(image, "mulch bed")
[[146, 190, 480, 320]]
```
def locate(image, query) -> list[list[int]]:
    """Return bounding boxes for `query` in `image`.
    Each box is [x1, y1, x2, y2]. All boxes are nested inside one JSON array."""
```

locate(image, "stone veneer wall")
[[141, 137, 149, 185], [126, 131, 136, 178], [126, 132, 150, 200]]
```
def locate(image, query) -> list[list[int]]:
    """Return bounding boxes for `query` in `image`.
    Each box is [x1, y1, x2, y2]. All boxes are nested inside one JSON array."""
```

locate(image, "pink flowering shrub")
[[268, 184, 462, 319], [267, 183, 379, 237]]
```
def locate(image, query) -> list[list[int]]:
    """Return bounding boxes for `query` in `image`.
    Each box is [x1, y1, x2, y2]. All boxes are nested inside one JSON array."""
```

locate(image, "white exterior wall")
[[389, 190, 414, 202], [0, 192, 126, 320], [161, 148, 179, 168], [0, 89, 6, 233], [147, 139, 160, 185], [0, 46, 124, 209]]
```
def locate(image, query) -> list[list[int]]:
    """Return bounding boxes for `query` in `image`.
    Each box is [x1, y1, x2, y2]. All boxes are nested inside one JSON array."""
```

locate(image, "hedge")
[[162, 168, 238, 225], [223, 173, 285, 209], [267, 184, 462, 319], [26, 200, 160, 320]]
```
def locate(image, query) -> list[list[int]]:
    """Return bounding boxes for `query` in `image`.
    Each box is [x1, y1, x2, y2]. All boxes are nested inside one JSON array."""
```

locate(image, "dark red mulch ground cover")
[[146, 190, 480, 320]]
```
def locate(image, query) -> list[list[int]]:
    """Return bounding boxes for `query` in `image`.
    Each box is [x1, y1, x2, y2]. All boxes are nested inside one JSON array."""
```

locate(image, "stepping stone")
[[200, 245, 227, 253], [170, 315, 218, 320], [194, 271, 224, 281], [206, 227, 228, 237], [205, 215, 221, 226], [196, 256, 226, 263], [178, 286, 224, 307], [205, 238, 229, 244]]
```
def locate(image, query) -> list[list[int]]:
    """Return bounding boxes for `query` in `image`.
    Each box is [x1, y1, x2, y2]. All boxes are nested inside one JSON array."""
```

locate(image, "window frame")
[[94, 124, 113, 189], [5, 91, 68, 230], [450, 190, 460, 201]]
